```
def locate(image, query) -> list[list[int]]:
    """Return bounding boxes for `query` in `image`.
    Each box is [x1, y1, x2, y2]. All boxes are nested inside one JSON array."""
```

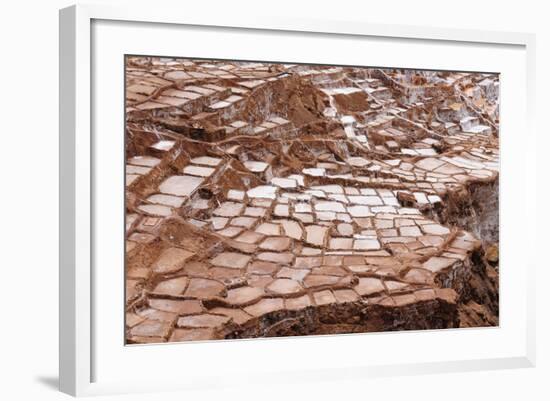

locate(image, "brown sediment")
[[124, 58, 500, 343]]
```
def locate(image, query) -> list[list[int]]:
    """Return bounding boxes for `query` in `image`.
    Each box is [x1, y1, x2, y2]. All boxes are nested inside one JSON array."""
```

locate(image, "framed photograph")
[[59, 4, 536, 396]]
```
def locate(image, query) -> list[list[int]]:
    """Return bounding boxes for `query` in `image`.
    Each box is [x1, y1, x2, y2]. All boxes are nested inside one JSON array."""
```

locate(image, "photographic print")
[[124, 57, 499, 344]]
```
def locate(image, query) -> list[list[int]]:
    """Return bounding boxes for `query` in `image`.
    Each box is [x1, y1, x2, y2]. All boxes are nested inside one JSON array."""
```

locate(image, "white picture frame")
[[59, 4, 536, 397]]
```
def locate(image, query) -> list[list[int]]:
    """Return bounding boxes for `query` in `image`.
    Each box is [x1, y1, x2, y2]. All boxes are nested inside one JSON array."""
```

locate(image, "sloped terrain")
[[124, 57, 499, 344]]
